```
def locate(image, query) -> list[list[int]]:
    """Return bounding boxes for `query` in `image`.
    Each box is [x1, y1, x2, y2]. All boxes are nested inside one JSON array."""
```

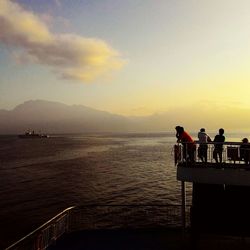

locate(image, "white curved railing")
[[5, 204, 190, 250], [5, 207, 74, 250]]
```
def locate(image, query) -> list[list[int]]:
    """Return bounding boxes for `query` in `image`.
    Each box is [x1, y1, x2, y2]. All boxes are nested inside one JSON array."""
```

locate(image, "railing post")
[[67, 209, 72, 233]]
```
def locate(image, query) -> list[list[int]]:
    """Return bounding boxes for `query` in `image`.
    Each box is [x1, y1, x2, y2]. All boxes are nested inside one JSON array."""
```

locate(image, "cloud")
[[54, 0, 61, 8], [0, 0, 125, 82]]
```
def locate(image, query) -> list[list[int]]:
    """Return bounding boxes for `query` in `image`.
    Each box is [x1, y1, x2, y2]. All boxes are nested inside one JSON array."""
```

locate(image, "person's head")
[[200, 128, 205, 132], [175, 126, 184, 134], [219, 128, 224, 135], [242, 138, 248, 143], [175, 126, 181, 132]]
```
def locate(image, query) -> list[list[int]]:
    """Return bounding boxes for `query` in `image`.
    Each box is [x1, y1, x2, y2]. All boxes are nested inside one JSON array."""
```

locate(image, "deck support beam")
[[181, 181, 186, 230]]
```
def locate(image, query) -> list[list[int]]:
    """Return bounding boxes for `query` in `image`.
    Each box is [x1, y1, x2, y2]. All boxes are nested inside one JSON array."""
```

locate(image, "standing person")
[[240, 138, 250, 165], [198, 128, 211, 163], [213, 128, 225, 163], [175, 126, 195, 162]]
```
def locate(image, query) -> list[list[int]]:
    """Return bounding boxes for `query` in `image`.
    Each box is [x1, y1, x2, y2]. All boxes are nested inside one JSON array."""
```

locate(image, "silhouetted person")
[[213, 128, 225, 163], [240, 138, 250, 165], [175, 126, 195, 162], [198, 128, 211, 163]]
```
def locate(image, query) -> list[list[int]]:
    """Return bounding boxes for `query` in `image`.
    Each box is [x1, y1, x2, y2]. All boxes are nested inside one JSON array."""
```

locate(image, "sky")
[[1, 0, 250, 130]]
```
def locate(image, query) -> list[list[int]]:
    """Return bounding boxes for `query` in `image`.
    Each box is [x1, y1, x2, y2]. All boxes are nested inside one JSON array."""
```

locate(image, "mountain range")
[[0, 100, 172, 134], [3, 100, 249, 134]]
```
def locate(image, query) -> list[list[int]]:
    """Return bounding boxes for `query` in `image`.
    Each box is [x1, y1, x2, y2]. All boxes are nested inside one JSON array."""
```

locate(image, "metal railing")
[[5, 204, 190, 250], [174, 141, 250, 166], [5, 207, 73, 250]]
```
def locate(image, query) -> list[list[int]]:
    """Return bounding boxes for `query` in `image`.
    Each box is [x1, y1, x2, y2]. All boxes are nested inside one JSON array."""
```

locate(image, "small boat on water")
[[18, 131, 49, 138]]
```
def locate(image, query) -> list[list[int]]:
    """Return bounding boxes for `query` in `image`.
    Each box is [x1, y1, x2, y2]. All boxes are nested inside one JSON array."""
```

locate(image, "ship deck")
[[48, 228, 250, 250], [48, 228, 186, 250], [177, 162, 250, 186], [176, 141, 250, 186]]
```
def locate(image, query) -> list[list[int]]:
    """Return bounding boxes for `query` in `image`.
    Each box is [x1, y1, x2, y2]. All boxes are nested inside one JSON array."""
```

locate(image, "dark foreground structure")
[[5, 141, 250, 250], [49, 230, 250, 250], [177, 141, 250, 249], [48, 228, 186, 250], [5, 204, 191, 250]]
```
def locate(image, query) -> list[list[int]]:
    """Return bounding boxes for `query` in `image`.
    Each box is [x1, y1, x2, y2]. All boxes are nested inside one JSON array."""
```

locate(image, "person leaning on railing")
[[175, 126, 195, 162], [213, 128, 225, 163]]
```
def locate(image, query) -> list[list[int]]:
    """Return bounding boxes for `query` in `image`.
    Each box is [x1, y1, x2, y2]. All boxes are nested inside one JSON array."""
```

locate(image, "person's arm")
[[176, 132, 180, 142], [177, 133, 183, 143]]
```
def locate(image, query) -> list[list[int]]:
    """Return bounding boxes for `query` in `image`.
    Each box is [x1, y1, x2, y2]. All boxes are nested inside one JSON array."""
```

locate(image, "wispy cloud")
[[0, 0, 125, 82]]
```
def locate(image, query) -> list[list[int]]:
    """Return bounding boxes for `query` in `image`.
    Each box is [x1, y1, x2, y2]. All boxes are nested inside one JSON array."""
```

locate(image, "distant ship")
[[18, 131, 49, 138]]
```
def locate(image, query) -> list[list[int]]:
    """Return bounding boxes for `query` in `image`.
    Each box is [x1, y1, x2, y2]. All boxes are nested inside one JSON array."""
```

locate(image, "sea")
[[0, 132, 247, 248]]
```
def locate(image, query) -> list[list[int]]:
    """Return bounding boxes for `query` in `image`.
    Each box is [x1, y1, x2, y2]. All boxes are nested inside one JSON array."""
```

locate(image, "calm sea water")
[[0, 132, 246, 247]]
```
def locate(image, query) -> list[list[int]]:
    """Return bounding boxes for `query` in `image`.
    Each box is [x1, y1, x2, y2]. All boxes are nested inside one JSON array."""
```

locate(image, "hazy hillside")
[[0, 100, 133, 134], [0, 100, 176, 134], [2, 100, 250, 134]]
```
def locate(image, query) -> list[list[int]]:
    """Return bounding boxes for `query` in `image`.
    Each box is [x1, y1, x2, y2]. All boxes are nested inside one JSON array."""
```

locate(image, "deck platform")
[[48, 229, 186, 250], [177, 162, 250, 186], [48, 229, 250, 250]]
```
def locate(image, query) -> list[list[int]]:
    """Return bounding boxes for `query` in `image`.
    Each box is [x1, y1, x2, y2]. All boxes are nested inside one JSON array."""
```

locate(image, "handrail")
[[174, 141, 250, 165], [5, 206, 75, 250], [182, 141, 248, 145], [76, 203, 183, 207], [5, 204, 189, 250]]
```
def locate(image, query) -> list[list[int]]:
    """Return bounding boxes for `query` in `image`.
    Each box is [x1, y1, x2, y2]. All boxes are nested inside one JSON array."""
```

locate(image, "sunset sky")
[[1, 0, 250, 130]]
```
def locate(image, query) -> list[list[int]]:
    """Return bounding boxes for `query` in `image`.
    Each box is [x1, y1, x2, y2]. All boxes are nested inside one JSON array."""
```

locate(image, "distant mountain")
[[1, 100, 195, 134], [0, 100, 136, 134], [2, 99, 249, 134]]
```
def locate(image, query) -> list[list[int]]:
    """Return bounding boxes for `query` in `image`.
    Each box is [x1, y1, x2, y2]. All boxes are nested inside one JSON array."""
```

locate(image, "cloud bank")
[[0, 0, 124, 82]]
